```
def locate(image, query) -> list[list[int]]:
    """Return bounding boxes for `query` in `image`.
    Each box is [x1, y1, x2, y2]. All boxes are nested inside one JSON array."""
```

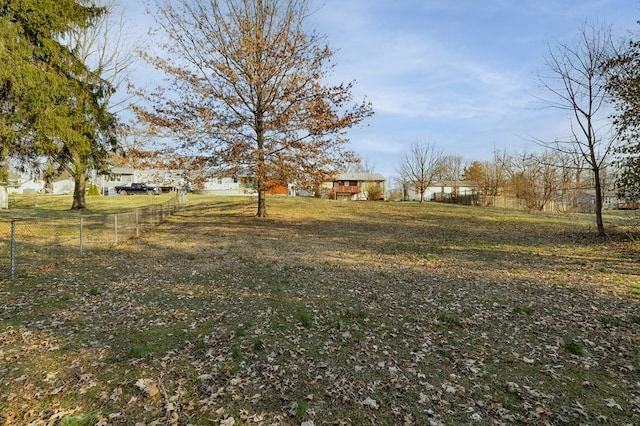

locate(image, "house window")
[[109, 174, 121, 182], [217, 177, 223, 184]]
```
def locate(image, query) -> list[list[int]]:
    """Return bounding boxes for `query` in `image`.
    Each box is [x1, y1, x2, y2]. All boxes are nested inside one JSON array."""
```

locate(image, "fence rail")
[[0, 192, 187, 279]]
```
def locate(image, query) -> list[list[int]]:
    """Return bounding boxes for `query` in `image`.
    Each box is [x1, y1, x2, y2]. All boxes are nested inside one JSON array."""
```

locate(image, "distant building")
[[202, 175, 253, 195], [201, 175, 288, 196], [52, 179, 74, 195], [322, 172, 386, 200], [426, 181, 480, 202], [98, 167, 138, 194], [5, 178, 46, 195], [0, 186, 7, 209], [98, 167, 186, 194]]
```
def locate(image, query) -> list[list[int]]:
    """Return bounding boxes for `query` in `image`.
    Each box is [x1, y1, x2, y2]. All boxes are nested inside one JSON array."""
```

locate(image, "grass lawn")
[[0, 195, 639, 425], [1, 193, 179, 217]]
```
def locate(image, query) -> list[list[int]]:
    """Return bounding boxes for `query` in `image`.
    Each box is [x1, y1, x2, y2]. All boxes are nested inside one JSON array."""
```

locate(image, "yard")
[[0, 195, 639, 425]]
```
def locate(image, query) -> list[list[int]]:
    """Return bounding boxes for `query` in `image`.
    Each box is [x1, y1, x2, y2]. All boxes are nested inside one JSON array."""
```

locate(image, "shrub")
[[366, 184, 385, 201], [88, 183, 100, 196]]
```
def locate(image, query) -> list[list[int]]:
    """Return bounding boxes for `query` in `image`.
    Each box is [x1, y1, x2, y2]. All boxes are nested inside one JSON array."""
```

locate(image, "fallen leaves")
[[361, 397, 379, 409], [1, 197, 639, 424], [135, 378, 160, 399], [605, 397, 624, 410]]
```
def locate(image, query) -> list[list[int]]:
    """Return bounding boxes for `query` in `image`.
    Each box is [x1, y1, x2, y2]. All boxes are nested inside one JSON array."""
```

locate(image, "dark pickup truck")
[[114, 183, 161, 195]]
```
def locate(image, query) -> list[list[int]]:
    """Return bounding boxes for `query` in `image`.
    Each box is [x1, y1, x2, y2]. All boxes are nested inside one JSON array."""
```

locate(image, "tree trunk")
[[255, 160, 268, 217], [593, 166, 606, 235], [71, 172, 87, 210], [257, 188, 267, 217], [255, 111, 267, 217]]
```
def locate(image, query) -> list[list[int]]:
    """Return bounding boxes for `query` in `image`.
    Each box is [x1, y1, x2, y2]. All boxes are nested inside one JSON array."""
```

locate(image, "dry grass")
[[1, 195, 639, 425], [1, 193, 178, 216]]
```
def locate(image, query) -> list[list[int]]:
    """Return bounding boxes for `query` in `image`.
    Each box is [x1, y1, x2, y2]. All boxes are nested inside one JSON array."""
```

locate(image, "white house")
[[203, 176, 243, 193], [52, 179, 74, 195], [200, 174, 271, 195], [97, 167, 191, 194], [6, 178, 46, 195], [98, 167, 139, 193], [139, 169, 186, 191], [405, 180, 480, 202]]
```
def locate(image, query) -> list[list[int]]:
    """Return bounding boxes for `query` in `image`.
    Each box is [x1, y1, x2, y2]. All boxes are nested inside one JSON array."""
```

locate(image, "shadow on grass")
[[1, 196, 639, 424]]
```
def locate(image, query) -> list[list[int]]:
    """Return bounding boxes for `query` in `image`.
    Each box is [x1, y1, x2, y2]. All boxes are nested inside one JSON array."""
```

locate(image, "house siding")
[[323, 173, 386, 200]]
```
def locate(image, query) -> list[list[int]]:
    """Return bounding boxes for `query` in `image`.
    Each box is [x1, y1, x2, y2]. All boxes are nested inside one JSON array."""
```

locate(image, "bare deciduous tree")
[[135, 0, 373, 217], [440, 155, 463, 198], [482, 149, 509, 197], [397, 140, 443, 203], [55, 0, 137, 208], [537, 22, 618, 235], [68, 0, 137, 114], [506, 151, 559, 211]]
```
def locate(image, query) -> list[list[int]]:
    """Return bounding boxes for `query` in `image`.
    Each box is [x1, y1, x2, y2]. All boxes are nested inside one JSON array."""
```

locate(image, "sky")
[[125, 0, 640, 179]]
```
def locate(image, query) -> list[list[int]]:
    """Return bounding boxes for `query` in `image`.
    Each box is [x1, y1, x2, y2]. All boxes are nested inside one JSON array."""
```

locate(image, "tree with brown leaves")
[[135, 0, 373, 216]]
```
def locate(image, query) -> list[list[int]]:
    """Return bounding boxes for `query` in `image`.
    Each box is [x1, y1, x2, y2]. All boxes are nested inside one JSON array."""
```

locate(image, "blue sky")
[[126, 0, 640, 179], [307, 0, 640, 177]]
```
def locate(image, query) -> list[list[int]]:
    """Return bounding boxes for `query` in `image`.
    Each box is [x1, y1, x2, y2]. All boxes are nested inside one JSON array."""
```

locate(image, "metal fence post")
[[136, 210, 140, 237], [10, 219, 15, 279], [114, 214, 118, 245]]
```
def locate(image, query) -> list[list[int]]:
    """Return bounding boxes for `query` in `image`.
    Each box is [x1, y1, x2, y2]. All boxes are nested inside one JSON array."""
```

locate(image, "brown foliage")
[[133, 0, 373, 216]]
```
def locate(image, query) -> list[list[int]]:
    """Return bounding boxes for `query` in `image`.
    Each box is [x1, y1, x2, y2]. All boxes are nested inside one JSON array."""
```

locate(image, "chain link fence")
[[0, 192, 187, 279]]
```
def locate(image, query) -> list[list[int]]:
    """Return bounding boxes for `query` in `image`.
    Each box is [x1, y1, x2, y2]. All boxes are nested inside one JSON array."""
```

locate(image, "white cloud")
[[121, 0, 640, 177]]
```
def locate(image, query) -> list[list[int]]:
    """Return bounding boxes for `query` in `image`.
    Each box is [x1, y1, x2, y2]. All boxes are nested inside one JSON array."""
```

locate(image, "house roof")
[[109, 167, 136, 174], [334, 172, 386, 181]]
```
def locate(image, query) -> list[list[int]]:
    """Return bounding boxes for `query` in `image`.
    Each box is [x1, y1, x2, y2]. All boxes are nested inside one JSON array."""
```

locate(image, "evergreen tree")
[[0, 0, 117, 209], [606, 38, 640, 201]]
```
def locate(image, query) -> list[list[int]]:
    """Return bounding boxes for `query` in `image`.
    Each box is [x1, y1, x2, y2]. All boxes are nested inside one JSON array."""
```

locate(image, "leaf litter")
[[0, 196, 639, 424]]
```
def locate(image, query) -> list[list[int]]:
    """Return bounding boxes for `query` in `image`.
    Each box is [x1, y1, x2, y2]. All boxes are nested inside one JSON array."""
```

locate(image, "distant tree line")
[[394, 21, 640, 235], [393, 141, 603, 212]]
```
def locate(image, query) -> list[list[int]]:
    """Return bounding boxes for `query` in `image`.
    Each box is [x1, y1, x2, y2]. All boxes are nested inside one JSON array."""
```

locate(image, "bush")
[[366, 184, 384, 201], [88, 183, 100, 196]]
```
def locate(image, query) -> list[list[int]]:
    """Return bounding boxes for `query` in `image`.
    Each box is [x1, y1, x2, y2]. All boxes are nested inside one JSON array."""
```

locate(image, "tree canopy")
[[135, 0, 373, 216], [606, 37, 640, 201], [0, 0, 117, 209]]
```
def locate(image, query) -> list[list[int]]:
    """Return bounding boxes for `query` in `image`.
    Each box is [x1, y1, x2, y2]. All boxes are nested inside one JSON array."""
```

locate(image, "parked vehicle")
[[114, 183, 161, 195]]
